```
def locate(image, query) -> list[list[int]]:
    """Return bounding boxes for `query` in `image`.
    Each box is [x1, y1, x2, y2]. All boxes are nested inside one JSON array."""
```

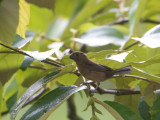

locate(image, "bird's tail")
[[114, 65, 132, 75]]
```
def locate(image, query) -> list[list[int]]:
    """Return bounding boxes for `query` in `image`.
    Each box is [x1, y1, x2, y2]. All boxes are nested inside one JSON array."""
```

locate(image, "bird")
[[70, 51, 132, 86]]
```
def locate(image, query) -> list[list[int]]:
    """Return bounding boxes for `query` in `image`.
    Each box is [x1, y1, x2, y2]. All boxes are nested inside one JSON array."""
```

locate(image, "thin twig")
[[0, 43, 63, 67], [123, 41, 140, 50], [91, 103, 96, 116]]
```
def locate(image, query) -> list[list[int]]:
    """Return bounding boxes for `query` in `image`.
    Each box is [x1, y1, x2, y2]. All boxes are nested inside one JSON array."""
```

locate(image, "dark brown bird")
[[70, 51, 132, 85]]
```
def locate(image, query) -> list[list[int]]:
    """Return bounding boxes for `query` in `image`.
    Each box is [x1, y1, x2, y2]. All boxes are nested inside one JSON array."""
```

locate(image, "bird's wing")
[[85, 62, 113, 72]]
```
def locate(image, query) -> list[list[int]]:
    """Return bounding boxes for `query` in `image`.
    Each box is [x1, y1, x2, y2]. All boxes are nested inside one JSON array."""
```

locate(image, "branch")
[[0, 43, 63, 67], [113, 74, 160, 86], [108, 18, 160, 25], [142, 19, 160, 24], [89, 83, 140, 96]]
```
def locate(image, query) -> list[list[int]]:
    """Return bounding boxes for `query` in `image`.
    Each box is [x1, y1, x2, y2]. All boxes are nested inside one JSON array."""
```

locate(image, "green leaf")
[[83, 97, 96, 111], [26, 0, 55, 10], [129, 0, 148, 36], [28, 4, 54, 32], [3, 74, 18, 101], [70, 0, 112, 28], [12, 31, 36, 48], [0, 48, 24, 85], [0, 0, 19, 45], [90, 115, 100, 120], [72, 26, 126, 47], [94, 99, 123, 120], [11, 69, 61, 119], [138, 97, 151, 120], [0, 82, 2, 118], [20, 56, 34, 71], [150, 90, 160, 120], [16, 0, 30, 38], [132, 25, 160, 48], [20, 85, 87, 120], [87, 50, 125, 60], [56, 73, 78, 85], [104, 101, 142, 120], [16, 68, 45, 87]]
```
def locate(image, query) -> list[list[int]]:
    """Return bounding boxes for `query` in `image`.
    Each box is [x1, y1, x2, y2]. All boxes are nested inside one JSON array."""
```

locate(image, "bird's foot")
[[80, 80, 94, 86]]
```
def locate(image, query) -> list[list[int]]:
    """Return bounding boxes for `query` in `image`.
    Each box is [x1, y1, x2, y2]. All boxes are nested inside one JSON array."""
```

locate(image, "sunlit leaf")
[[28, 4, 54, 32], [56, 73, 78, 85], [0, 0, 19, 45], [20, 85, 87, 120], [16, 0, 30, 38]]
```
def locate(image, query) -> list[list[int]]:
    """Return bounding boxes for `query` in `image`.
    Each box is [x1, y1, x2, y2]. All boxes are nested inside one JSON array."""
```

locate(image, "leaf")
[[3, 74, 18, 101], [28, 4, 54, 32], [20, 56, 34, 71], [150, 90, 160, 120], [0, 0, 19, 45], [26, 0, 55, 10], [20, 85, 87, 120], [0, 82, 2, 118], [138, 97, 151, 120], [83, 97, 96, 111], [72, 26, 127, 47], [56, 73, 78, 85], [87, 49, 120, 59], [130, 54, 160, 68], [90, 115, 100, 120], [132, 25, 160, 48], [16, 0, 30, 38], [10, 69, 61, 119], [129, 0, 148, 36], [70, 0, 112, 28], [12, 31, 36, 48], [0, 48, 24, 85], [24, 49, 57, 61], [104, 101, 142, 120], [94, 99, 123, 120]]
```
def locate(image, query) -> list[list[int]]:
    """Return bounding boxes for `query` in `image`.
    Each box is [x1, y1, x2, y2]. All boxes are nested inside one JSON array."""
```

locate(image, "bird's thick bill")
[[70, 53, 74, 59]]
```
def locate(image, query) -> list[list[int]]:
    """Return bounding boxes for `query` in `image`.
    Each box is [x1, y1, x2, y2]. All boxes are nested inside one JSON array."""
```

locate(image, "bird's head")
[[70, 52, 88, 63]]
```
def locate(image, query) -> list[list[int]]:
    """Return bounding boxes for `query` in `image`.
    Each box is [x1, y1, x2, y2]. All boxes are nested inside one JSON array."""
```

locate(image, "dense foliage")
[[1, 0, 160, 120]]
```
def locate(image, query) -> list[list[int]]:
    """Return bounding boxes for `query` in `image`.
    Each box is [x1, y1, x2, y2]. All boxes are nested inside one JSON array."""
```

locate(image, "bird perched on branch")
[[70, 51, 132, 86]]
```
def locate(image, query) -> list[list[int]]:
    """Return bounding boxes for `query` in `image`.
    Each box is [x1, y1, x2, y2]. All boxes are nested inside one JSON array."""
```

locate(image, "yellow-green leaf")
[[16, 0, 30, 38]]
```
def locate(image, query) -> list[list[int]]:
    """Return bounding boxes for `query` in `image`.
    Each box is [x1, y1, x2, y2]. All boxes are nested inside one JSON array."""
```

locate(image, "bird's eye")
[[75, 53, 79, 57]]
